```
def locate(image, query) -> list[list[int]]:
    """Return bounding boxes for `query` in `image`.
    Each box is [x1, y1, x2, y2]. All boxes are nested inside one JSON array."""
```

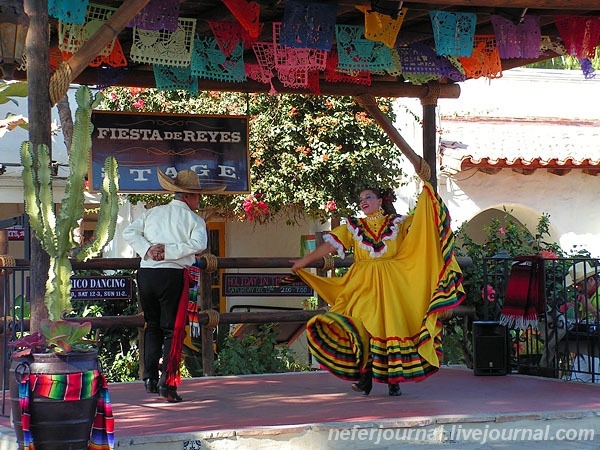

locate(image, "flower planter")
[[9, 351, 100, 450]]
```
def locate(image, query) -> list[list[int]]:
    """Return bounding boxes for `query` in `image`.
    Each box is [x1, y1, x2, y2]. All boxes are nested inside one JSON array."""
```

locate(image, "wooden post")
[[24, 0, 51, 332], [314, 232, 328, 309], [421, 82, 441, 190], [199, 268, 215, 376], [0, 230, 7, 314]]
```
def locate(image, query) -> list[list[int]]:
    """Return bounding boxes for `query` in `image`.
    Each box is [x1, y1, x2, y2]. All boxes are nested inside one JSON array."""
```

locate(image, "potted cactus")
[[21, 87, 119, 320], [9, 319, 96, 356], [9, 85, 118, 450]]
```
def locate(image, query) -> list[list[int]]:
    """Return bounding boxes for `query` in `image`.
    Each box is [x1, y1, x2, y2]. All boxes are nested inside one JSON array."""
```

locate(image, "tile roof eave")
[[458, 157, 600, 176]]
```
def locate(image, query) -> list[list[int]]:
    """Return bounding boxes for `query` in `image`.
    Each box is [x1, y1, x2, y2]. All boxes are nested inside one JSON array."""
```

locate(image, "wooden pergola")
[[21, 0, 600, 328]]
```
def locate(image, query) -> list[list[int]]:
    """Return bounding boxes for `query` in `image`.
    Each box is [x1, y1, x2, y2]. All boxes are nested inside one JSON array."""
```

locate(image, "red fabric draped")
[[165, 268, 190, 387]]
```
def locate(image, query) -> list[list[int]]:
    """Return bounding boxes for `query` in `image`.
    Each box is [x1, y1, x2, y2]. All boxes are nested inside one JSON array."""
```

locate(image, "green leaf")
[[40, 319, 52, 338], [40, 319, 93, 352], [0, 81, 28, 105]]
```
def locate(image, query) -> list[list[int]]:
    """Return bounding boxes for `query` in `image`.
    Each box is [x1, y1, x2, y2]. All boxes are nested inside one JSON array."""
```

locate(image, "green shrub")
[[454, 210, 561, 321], [215, 324, 309, 375], [443, 210, 568, 367]]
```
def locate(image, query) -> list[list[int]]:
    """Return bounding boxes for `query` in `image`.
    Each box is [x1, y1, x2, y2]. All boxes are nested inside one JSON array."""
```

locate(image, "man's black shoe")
[[158, 386, 183, 403], [144, 378, 158, 394]]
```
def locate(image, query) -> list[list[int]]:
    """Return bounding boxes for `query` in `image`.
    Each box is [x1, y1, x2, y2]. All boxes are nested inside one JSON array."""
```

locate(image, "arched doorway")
[[457, 205, 561, 248]]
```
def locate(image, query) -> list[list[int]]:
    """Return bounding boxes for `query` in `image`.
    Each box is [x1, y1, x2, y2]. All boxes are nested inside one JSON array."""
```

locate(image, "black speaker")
[[472, 321, 509, 376]]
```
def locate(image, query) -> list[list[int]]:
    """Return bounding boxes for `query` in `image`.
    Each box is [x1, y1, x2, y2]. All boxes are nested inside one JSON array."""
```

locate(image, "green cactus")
[[21, 86, 119, 320]]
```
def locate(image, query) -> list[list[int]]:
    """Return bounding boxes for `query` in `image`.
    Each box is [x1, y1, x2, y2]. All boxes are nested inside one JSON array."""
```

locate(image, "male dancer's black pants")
[[137, 268, 184, 387]]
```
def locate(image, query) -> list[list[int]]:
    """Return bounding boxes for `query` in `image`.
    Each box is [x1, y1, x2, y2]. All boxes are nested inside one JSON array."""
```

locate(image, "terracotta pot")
[[9, 351, 100, 450]]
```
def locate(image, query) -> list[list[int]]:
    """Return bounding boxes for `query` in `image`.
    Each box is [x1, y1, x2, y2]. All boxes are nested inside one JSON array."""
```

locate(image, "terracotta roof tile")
[[439, 117, 600, 175]]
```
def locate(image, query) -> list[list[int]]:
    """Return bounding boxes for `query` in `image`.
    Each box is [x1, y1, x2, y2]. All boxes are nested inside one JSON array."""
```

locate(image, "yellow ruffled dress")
[[296, 182, 464, 384]]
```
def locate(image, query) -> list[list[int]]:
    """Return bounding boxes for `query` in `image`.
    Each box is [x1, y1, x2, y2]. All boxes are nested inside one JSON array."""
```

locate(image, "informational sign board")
[[70, 275, 133, 300], [222, 273, 313, 297], [90, 111, 250, 193], [7, 226, 24, 241]]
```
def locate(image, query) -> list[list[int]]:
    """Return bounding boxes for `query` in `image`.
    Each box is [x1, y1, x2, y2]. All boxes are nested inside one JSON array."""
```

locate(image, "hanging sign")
[[90, 111, 250, 193], [222, 273, 313, 297], [70, 275, 133, 300], [7, 226, 24, 241]]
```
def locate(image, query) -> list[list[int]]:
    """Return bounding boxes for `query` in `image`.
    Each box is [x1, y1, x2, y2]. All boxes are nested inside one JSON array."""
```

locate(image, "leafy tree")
[[97, 88, 406, 223], [0, 80, 28, 136], [526, 53, 600, 71]]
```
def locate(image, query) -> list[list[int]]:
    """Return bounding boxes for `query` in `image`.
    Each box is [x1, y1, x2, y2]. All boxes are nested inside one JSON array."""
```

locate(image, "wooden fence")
[[6, 256, 474, 377]]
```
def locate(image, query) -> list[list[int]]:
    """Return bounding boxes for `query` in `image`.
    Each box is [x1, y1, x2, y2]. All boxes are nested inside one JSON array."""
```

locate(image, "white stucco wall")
[[224, 217, 329, 311], [436, 69, 600, 257], [439, 170, 600, 256]]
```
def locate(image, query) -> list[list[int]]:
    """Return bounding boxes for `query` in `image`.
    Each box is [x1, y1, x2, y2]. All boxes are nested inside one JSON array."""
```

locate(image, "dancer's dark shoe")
[[388, 383, 402, 396], [144, 378, 158, 394], [351, 369, 373, 396], [158, 385, 183, 403]]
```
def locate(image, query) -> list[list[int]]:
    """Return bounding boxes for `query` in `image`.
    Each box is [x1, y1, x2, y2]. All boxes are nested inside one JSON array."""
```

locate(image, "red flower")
[[242, 194, 270, 223], [133, 98, 145, 109], [481, 284, 496, 302], [128, 87, 146, 96], [539, 249, 557, 259], [324, 200, 337, 212]]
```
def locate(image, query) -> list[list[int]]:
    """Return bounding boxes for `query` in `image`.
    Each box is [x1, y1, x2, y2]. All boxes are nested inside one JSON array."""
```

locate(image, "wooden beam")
[[355, 94, 430, 180], [421, 83, 440, 187], [48, 0, 151, 104], [71, 68, 462, 99], [68, 256, 473, 271], [402, 0, 599, 9], [41, 303, 477, 332]]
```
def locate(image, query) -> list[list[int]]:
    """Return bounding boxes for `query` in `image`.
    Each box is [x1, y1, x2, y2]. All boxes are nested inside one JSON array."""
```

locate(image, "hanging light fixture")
[[370, 0, 403, 19], [0, 0, 29, 80]]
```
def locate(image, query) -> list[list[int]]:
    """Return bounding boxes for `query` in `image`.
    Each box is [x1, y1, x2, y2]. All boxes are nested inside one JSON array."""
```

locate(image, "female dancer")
[[291, 182, 464, 396]]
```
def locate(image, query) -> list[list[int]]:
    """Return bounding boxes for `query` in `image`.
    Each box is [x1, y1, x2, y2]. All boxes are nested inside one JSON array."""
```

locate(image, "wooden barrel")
[[9, 351, 100, 450]]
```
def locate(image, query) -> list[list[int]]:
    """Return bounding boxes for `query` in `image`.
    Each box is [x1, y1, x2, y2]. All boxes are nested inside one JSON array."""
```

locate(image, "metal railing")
[[482, 256, 600, 382], [1, 264, 29, 417]]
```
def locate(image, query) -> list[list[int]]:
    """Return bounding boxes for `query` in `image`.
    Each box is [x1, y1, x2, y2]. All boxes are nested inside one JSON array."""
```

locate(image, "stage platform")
[[1, 366, 600, 449]]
